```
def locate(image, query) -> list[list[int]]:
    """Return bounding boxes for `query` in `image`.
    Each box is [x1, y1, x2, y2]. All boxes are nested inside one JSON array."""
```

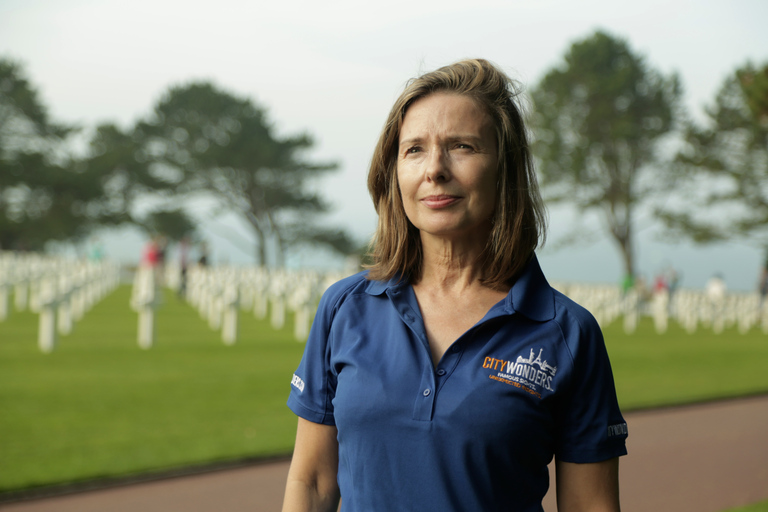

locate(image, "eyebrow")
[[398, 137, 422, 147], [398, 135, 485, 146]]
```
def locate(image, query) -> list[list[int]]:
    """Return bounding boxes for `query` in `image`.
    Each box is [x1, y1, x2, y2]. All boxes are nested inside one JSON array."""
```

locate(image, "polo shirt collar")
[[363, 254, 555, 322], [507, 254, 555, 322], [363, 273, 401, 296]]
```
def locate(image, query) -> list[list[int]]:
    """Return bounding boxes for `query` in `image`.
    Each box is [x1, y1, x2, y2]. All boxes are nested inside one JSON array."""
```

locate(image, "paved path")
[[3, 395, 767, 512]]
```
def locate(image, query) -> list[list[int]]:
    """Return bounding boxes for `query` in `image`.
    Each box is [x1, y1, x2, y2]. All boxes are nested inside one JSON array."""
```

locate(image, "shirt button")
[[451, 345, 460, 353], [423, 388, 431, 397], [436, 369, 446, 376]]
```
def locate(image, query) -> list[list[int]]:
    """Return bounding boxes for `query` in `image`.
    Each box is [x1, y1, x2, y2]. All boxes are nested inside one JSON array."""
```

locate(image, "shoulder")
[[322, 270, 370, 300], [317, 270, 386, 314], [311, 271, 391, 339], [551, 289, 600, 331], [550, 288, 605, 360]]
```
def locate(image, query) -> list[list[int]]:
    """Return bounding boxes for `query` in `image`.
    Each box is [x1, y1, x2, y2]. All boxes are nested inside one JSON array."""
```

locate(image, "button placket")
[[412, 357, 437, 421], [433, 344, 460, 395], [391, 285, 439, 422]]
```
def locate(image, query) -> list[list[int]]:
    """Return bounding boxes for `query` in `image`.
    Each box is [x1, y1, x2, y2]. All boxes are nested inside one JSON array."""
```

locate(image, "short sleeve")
[[286, 285, 340, 426], [554, 309, 628, 463]]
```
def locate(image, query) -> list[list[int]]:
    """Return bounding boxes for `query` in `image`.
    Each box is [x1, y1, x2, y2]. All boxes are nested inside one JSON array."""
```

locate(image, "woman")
[[283, 59, 627, 512]]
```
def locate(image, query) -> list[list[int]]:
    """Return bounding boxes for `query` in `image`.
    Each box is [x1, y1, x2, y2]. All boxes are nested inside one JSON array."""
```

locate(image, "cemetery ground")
[[0, 285, 305, 494], [1, 283, 768, 501]]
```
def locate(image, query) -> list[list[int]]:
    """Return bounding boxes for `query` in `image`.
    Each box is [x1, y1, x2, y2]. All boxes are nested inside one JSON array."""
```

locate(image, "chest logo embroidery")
[[483, 348, 557, 398]]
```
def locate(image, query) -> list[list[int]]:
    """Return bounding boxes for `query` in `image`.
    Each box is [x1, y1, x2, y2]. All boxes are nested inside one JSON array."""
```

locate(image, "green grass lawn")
[[0, 285, 306, 493], [724, 500, 768, 512], [602, 318, 768, 410], [1, 285, 767, 494]]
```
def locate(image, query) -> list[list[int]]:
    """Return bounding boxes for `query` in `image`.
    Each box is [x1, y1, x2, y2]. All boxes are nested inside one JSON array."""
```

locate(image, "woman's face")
[[397, 92, 498, 242]]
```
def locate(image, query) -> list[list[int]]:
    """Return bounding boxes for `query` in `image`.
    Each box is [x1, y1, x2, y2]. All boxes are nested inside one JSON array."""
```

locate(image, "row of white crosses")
[[0, 251, 121, 352], [671, 289, 767, 334], [178, 263, 348, 345], [554, 281, 768, 335], [182, 264, 243, 344], [127, 260, 767, 348]]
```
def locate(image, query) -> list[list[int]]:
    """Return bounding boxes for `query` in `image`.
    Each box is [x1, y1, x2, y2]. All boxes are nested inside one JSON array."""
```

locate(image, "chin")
[[420, 223, 490, 241]]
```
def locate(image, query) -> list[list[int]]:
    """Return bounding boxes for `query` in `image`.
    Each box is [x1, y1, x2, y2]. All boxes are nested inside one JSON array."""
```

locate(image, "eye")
[[454, 143, 474, 151], [405, 145, 422, 155]]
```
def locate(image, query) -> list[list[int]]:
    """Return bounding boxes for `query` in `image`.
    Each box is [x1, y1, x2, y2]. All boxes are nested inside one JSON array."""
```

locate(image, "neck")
[[416, 232, 489, 291]]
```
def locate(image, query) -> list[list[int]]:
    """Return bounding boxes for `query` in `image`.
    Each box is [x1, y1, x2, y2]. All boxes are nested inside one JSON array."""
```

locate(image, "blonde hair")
[[366, 58, 547, 287]]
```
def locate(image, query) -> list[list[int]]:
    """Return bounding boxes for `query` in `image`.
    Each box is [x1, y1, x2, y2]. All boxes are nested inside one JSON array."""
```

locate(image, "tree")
[[78, 122, 181, 228], [0, 58, 185, 251], [0, 58, 88, 250], [656, 62, 768, 247], [139, 207, 197, 242], [0, 59, 70, 155], [136, 81, 353, 266], [531, 31, 682, 279]]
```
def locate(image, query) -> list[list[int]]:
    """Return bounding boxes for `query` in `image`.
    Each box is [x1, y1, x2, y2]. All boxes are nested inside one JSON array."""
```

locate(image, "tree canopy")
[[0, 56, 176, 251], [135, 81, 353, 266], [139, 207, 197, 242], [0, 59, 353, 262], [656, 62, 768, 248], [0, 58, 92, 250], [531, 31, 682, 279]]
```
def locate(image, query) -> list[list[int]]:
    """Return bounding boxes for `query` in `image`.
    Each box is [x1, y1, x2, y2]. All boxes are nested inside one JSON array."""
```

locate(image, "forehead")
[[399, 93, 494, 139]]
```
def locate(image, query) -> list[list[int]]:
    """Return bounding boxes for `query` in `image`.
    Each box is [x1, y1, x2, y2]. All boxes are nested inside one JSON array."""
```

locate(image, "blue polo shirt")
[[287, 256, 627, 512]]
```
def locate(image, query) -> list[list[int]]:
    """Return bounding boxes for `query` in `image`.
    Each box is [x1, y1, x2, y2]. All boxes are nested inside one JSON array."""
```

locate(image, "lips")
[[420, 195, 461, 209]]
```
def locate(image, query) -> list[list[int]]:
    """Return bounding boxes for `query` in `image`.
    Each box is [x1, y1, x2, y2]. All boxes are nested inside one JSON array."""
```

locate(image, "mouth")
[[420, 195, 461, 209]]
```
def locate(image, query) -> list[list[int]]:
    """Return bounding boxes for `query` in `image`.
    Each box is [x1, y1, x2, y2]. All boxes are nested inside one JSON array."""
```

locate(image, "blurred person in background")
[[88, 237, 105, 262], [666, 265, 680, 308], [155, 235, 168, 285], [620, 272, 634, 296], [141, 236, 160, 268], [282, 59, 627, 512], [177, 236, 190, 298], [197, 240, 209, 267], [663, 265, 681, 315]]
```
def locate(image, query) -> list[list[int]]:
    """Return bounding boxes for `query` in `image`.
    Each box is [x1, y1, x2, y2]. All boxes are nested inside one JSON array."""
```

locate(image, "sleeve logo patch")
[[291, 374, 305, 393], [608, 423, 628, 437]]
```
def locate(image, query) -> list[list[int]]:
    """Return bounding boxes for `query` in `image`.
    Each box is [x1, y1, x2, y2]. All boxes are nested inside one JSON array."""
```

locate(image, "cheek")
[[396, 165, 417, 200], [394, 168, 414, 217], [476, 166, 499, 209]]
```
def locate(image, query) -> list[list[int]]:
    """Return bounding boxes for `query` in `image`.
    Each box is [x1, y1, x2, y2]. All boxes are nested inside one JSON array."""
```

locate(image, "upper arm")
[[553, 301, 628, 463], [282, 418, 340, 512], [555, 457, 620, 512]]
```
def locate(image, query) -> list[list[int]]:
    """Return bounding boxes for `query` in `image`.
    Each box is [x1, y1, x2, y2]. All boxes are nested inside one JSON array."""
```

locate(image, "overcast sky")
[[1, 0, 766, 290]]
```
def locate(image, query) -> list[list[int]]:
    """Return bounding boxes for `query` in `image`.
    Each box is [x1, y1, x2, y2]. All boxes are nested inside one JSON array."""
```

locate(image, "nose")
[[425, 148, 450, 183]]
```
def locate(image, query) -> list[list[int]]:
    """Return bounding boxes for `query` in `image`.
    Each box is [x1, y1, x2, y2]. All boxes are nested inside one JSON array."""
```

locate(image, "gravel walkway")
[[3, 395, 767, 512]]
